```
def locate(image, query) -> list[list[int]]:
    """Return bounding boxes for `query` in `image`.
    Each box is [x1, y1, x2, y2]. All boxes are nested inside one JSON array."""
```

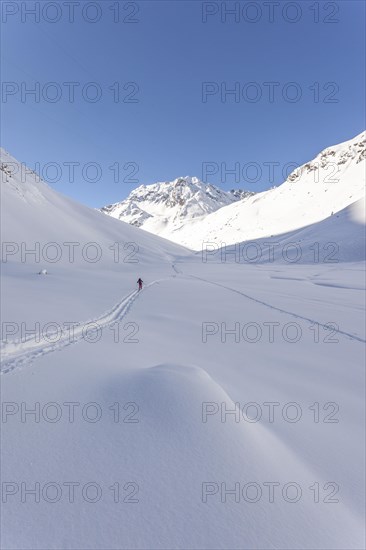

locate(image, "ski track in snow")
[[0, 282, 156, 375], [188, 274, 366, 344], [2, 264, 364, 375]]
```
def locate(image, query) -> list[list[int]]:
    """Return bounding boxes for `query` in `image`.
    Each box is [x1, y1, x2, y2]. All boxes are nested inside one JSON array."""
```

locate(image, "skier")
[[137, 278, 143, 291]]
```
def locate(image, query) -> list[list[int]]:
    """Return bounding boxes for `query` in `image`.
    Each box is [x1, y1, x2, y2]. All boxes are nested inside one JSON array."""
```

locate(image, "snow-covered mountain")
[[100, 176, 254, 232], [101, 132, 365, 250]]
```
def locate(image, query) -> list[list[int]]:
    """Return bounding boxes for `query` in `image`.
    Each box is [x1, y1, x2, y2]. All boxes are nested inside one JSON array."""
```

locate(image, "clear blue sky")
[[1, 0, 365, 207]]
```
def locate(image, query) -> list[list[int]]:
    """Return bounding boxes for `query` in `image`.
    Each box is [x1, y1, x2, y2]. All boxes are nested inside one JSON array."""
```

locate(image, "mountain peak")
[[100, 177, 254, 229]]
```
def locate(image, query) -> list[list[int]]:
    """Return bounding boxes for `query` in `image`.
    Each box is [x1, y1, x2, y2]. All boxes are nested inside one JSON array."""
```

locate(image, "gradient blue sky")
[[1, 0, 365, 207]]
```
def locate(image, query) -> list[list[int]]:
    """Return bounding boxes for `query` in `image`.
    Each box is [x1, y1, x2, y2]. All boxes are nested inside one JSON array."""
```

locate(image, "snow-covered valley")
[[1, 140, 365, 549]]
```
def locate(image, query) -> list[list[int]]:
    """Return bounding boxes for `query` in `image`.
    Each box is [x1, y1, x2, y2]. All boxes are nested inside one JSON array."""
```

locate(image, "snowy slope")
[[201, 197, 366, 265], [173, 131, 366, 249], [0, 148, 188, 260], [100, 176, 254, 233], [1, 147, 365, 549], [0, 147, 191, 326]]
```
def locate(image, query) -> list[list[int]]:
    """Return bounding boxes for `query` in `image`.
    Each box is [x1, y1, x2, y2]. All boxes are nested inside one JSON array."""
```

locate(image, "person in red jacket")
[[137, 278, 143, 291]]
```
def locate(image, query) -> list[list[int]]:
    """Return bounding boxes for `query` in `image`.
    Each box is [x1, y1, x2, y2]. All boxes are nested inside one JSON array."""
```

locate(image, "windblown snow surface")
[[1, 146, 365, 549]]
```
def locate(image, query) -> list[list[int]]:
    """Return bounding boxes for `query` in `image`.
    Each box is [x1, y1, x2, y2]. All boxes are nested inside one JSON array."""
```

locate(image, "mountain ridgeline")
[[100, 132, 366, 250]]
